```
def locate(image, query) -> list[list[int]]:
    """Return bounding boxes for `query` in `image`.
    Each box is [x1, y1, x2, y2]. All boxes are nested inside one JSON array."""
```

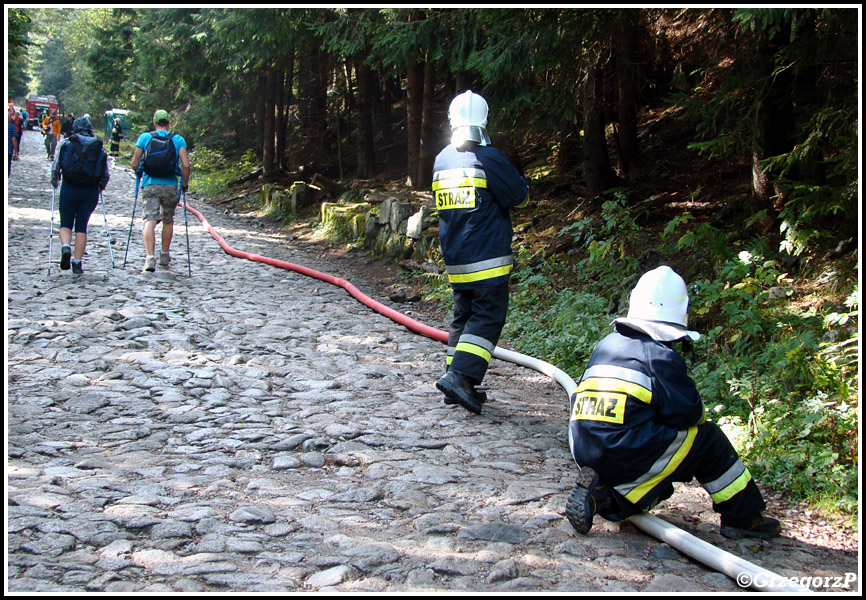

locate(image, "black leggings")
[[59, 183, 99, 234]]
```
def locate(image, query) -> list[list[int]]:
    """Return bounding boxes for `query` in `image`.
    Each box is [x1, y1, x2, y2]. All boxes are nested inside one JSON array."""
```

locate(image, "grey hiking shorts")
[[142, 184, 180, 224]]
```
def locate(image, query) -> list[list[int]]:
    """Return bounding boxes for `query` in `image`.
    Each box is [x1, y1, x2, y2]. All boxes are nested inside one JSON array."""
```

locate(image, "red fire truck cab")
[[26, 94, 59, 130]]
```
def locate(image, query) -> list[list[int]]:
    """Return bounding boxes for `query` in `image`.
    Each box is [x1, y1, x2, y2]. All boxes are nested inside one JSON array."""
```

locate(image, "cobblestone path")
[[6, 130, 858, 593]]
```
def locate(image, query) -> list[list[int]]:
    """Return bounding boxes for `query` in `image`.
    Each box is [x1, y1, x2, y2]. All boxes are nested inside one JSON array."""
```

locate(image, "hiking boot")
[[159, 251, 171, 267], [565, 467, 614, 535], [143, 256, 157, 273], [436, 371, 483, 415], [720, 515, 782, 539], [71, 261, 83, 275], [60, 246, 71, 270]]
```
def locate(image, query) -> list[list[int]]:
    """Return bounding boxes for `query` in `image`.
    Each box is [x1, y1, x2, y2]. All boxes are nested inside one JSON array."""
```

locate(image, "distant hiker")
[[131, 109, 191, 273], [110, 118, 124, 156], [13, 110, 24, 137], [44, 110, 61, 160], [9, 110, 20, 176], [50, 116, 110, 275], [432, 90, 529, 415], [565, 266, 782, 540], [60, 113, 75, 138]]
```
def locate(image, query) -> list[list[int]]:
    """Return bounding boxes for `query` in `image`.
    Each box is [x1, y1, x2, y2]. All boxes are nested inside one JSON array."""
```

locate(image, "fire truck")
[[26, 94, 59, 130]]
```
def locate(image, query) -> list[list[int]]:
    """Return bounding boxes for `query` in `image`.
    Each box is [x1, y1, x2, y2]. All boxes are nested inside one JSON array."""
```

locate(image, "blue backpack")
[[60, 134, 106, 186], [142, 132, 179, 178]]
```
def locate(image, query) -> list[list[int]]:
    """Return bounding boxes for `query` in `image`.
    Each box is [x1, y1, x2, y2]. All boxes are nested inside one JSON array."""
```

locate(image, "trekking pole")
[[181, 187, 192, 277], [48, 186, 56, 275], [123, 171, 142, 268], [99, 191, 115, 268]]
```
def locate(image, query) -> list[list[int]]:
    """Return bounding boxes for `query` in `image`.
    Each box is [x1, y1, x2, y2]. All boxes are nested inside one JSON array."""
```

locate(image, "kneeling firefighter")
[[432, 90, 529, 415], [566, 266, 781, 539]]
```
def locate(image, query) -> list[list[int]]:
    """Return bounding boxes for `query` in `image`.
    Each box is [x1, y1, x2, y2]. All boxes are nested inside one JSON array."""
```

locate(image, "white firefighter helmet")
[[618, 266, 700, 341], [449, 90, 491, 146]]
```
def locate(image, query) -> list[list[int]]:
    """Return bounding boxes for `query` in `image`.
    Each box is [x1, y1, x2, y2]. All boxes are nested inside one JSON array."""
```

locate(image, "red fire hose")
[[181, 201, 449, 344]]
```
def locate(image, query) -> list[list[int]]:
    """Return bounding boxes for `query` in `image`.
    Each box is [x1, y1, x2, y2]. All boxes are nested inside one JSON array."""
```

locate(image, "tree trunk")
[[557, 119, 582, 175], [750, 31, 794, 210], [615, 9, 640, 177], [276, 67, 285, 170], [356, 58, 377, 178], [298, 44, 330, 167], [262, 63, 276, 179], [255, 72, 265, 160], [283, 47, 295, 169], [276, 47, 293, 171], [376, 72, 395, 139], [582, 56, 619, 199], [455, 71, 472, 94], [417, 57, 436, 188], [405, 52, 424, 188]]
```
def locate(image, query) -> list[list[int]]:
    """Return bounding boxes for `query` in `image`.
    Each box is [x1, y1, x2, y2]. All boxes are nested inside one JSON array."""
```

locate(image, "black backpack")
[[60, 134, 106, 186], [142, 132, 179, 178]]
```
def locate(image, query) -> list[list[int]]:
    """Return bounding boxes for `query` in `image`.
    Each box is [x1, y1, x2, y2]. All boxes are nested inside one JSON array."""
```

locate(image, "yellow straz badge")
[[436, 188, 476, 210], [570, 392, 627, 424]]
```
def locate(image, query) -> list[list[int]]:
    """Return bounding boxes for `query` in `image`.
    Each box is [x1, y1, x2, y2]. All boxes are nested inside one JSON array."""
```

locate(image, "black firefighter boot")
[[565, 466, 615, 535], [436, 371, 483, 415], [720, 514, 782, 539]]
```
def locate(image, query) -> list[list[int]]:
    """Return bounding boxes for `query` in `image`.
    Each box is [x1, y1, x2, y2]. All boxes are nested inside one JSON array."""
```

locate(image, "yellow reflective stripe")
[[431, 177, 488, 191], [434, 167, 486, 181], [710, 469, 753, 504], [455, 342, 492, 363], [445, 355, 453, 365], [624, 426, 698, 504], [447, 264, 513, 284], [578, 377, 652, 405]]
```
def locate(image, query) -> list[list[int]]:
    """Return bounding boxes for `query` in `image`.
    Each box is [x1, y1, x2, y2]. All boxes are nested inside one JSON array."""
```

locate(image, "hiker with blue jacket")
[[51, 115, 110, 275], [131, 109, 191, 273]]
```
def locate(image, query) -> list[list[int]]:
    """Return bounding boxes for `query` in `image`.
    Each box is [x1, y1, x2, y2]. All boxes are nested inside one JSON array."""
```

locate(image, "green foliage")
[[558, 218, 595, 247], [680, 8, 858, 257], [465, 8, 617, 133], [576, 189, 640, 288], [85, 9, 136, 109], [188, 146, 257, 198], [747, 390, 858, 510], [7, 8, 34, 97], [690, 250, 796, 345], [505, 258, 613, 375], [417, 272, 453, 315], [661, 214, 738, 265], [685, 249, 858, 511]]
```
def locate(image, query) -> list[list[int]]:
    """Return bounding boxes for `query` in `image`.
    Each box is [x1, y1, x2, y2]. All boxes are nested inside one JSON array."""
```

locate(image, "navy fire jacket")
[[432, 143, 528, 290]]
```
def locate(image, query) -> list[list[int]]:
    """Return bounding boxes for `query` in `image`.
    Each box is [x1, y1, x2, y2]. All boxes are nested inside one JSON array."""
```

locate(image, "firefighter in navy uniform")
[[566, 266, 782, 539], [432, 90, 529, 415]]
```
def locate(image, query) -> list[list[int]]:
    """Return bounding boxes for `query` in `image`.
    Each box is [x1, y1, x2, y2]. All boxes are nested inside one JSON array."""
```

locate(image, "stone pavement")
[[6, 130, 858, 593]]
